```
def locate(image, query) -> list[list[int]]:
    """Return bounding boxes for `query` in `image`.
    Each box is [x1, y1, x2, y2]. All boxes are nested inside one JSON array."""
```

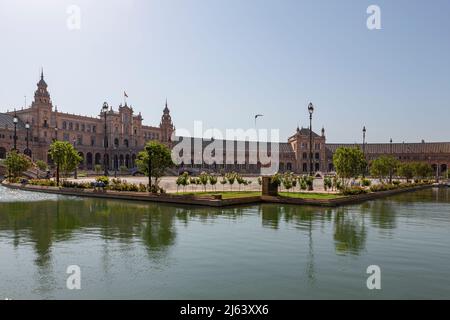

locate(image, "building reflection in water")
[[0, 194, 412, 289]]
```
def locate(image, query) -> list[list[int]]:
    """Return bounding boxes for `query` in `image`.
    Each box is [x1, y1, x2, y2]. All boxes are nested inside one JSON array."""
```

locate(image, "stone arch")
[[119, 154, 124, 167], [104, 154, 109, 170], [125, 154, 130, 168], [114, 155, 118, 169], [328, 163, 334, 172], [441, 164, 447, 176], [0, 147, 6, 159], [86, 152, 93, 169], [286, 162, 292, 171], [124, 139, 129, 148], [95, 153, 102, 165], [131, 154, 136, 167]]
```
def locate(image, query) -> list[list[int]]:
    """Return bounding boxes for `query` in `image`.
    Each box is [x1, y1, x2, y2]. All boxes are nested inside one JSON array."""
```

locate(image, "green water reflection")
[[0, 187, 449, 299]]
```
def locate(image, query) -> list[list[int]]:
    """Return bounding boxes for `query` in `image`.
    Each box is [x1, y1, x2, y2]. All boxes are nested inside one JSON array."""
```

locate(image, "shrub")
[[61, 180, 92, 189], [393, 180, 401, 186], [96, 176, 110, 186], [361, 178, 371, 187], [29, 179, 57, 187], [370, 184, 398, 192], [324, 176, 332, 190], [342, 186, 368, 195]]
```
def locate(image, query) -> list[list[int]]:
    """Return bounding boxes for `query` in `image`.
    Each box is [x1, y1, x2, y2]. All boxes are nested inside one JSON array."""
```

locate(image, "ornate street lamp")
[[25, 121, 31, 156], [362, 126, 367, 177], [102, 102, 109, 176], [308, 103, 314, 176], [389, 138, 393, 183], [362, 126, 366, 154], [13, 110, 18, 151], [147, 146, 153, 192], [73, 138, 78, 179]]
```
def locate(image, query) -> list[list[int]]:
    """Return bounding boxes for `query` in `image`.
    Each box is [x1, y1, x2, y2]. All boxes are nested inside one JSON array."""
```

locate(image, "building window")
[[77, 135, 83, 145], [302, 163, 308, 172], [315, 152, 320, 160], [92, 126, 96, 133], [91, 137, 95, 146], [63, 122, 67, 129], [63, 133, 69, 141], [124, 139, 129, 147], [81, 124, 85, 131], [303, 152, 307, 159], [69, 122, 73, 130], [75, 123, 79, 131]]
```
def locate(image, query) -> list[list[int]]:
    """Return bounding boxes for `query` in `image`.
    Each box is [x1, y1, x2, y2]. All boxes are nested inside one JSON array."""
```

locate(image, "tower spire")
[[41, 67, 44, 80]]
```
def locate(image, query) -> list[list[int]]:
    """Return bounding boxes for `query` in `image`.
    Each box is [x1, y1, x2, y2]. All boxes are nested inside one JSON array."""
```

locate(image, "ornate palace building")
[[1, 72, 449, 177], [174, 131, 449, 177], [0, 72, 175, 170]]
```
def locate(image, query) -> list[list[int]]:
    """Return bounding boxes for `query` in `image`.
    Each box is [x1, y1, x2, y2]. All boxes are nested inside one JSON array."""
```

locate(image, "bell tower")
[[34, 69, 52, 105], [159, 99, 174, 145]]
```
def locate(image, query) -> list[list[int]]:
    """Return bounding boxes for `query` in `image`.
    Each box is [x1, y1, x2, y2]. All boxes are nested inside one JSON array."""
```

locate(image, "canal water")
[[0, 186, 449, 299]]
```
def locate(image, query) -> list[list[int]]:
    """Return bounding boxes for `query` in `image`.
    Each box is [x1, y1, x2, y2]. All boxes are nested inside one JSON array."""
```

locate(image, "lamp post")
[[25, 121, 30, 156], [308, 103, 314, 176], [147, 146, 153, 192], [362, 126, 366, 154], [113, 145, 117, 178], [389, 138, 393, 184], [73, 138, 78, 179], [102, 102, 109, 176], [13, 111, 18, 151], [362, 126, 366, 177], [54, 127, 58, 141]]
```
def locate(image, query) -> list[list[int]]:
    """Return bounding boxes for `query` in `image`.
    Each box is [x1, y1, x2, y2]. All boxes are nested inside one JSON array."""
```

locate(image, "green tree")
[[412, 162, 433, 180], [49, 141, 82, 186], [209, 175, 218, 191], [397, 162, 414, 182], [199, 171, 209, 192], [370, 156, 398, 183], [136, 141, 174, 191], [226, 172, 237, 191], [5, 151, 32, 181], [332, 147, 367, 188]]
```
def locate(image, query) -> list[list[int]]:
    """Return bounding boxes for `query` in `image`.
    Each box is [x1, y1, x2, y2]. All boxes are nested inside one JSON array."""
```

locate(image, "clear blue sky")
[[0, 0, 449, 143]]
